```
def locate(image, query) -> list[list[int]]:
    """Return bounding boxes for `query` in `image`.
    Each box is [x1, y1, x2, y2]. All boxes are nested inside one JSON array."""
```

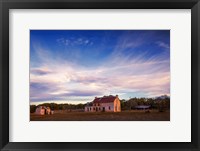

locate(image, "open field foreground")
[[30, 110, 170, 121]]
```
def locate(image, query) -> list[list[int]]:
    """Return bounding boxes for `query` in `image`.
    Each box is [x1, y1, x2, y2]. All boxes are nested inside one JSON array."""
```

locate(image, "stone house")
[[85, 95, 121, 112], [35, 106, 51, 115]]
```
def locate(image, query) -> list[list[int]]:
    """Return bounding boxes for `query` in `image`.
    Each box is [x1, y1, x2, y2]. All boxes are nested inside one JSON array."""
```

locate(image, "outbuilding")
[[35, 106, 51, 115], [134, 105, 151, 110]]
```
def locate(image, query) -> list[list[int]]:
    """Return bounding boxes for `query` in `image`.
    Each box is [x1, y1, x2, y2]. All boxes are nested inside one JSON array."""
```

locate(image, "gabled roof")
[[93, 95, 118, 103]]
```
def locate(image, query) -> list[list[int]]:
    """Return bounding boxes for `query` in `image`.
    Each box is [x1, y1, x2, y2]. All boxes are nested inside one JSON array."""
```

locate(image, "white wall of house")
[[84, 100, 121, 112], [85, 103, 114, 112], [100, 102, 114, 112]]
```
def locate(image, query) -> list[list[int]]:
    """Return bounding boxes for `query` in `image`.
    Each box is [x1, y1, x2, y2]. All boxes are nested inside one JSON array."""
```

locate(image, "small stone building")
[[85, 95, 121, 112], [35, 106, 51, 115]]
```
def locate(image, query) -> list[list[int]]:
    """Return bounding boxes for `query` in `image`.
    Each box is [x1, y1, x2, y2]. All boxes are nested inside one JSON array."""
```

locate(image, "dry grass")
[[30, 110, 170, 121]]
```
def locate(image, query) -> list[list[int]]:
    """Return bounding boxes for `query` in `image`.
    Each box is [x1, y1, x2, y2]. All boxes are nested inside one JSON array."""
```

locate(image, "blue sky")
[[30, 30, 170, 105]]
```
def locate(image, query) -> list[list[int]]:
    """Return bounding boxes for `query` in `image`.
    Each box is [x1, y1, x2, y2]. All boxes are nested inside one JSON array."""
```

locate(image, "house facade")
[[85, 95, 121, 112]]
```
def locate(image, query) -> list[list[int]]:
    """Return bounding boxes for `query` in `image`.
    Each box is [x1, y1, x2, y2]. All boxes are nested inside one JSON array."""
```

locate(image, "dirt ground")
[[30, 110, 170, 121]]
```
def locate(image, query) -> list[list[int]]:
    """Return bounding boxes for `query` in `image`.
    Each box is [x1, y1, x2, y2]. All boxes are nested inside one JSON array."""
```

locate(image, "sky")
[[30, 30, 170, 105]]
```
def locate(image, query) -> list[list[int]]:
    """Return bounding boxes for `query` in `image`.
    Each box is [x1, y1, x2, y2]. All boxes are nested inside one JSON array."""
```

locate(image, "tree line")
[[30, 95, 170, 113], [120, 95, 170, 112]]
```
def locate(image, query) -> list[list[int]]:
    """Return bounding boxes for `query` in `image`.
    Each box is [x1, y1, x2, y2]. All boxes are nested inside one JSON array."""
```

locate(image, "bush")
[[30, 105, 37, 113]]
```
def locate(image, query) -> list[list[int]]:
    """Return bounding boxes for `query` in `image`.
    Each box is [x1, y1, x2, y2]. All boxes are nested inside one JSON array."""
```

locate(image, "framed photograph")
[[0, 0, 200, 151]]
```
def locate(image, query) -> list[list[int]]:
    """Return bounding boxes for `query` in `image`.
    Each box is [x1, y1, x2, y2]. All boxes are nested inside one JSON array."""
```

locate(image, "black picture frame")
[[0, 0, 200, 150]]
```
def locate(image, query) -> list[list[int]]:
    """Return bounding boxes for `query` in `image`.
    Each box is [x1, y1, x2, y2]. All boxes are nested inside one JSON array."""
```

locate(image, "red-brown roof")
[[93, 95, 117, 103]]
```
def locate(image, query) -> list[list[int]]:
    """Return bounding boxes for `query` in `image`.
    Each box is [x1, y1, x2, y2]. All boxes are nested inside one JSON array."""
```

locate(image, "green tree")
[[30, 105, 36, 113]]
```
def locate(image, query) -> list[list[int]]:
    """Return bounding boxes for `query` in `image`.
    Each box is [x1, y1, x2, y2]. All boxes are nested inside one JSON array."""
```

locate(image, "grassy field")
[[30, 110, 170, 121]]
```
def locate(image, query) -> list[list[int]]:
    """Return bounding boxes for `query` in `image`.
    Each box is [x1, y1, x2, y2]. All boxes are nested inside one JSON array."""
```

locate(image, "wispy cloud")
[[156, 41, 170, 49], [57, 37, 93, 46]]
